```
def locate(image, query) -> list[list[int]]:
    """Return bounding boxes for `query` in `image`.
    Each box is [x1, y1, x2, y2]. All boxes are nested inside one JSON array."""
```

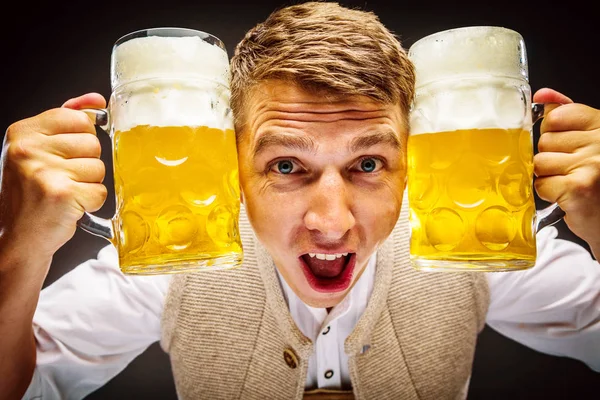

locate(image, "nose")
[[304, 168, 356, 240]]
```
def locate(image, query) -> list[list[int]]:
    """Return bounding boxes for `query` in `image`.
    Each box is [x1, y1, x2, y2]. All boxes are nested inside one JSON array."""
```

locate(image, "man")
[[1, 1, 599, 399]]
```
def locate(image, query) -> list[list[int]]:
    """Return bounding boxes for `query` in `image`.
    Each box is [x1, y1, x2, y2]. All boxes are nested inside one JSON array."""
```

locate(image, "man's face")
[[237, 80, 407, 308]]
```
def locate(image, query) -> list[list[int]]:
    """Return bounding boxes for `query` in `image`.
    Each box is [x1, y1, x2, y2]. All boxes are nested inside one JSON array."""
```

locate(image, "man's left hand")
[[533, 87, 600, 259]]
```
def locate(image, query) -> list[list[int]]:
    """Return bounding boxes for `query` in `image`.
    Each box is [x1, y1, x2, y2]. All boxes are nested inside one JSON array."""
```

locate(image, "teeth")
[[308, 253, 349, 260]]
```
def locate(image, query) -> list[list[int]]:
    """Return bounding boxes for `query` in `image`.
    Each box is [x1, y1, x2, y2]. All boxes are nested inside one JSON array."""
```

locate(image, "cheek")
[[362, 201, 399, 231], [243, 191, 303, 244], [354, 185, 403, 233]]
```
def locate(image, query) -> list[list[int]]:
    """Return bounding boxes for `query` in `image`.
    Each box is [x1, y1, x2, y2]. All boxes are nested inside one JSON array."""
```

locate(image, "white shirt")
[[22, 226, 600, 399], [277, 254, 376, 390]]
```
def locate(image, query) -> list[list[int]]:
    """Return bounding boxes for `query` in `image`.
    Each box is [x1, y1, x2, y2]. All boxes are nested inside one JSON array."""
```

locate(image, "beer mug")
[[407, 26, 563, 272], [78, 27, 243, 275]]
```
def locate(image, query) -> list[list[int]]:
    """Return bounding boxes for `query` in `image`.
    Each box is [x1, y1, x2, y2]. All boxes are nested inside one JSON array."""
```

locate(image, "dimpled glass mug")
[[78, 28, 243, 275], [407, 26, 564, 272]]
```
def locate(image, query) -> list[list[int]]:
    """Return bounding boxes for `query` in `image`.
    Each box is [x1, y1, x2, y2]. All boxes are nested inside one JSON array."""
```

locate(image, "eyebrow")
[[252, 129, 401, 157], [349, 130, 401, 153], [253, 134, 317, 156]]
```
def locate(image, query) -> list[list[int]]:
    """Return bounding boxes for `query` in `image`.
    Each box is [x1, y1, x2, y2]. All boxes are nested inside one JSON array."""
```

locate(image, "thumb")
[[62, 92, 107, 110], [533, 87, 573, 105]]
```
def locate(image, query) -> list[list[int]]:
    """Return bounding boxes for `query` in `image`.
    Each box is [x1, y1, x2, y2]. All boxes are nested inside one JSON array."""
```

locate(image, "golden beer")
[[113, 124, 242, 274], [407, 128, 536, 270]]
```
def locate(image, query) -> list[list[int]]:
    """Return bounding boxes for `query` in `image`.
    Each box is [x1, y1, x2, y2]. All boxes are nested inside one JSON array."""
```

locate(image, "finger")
[[540, 103, 600, 133], [533, 151, 576, 177], [537, 130, 590, 153], [62, 158, 106, 183], [48, 133, 102, 159], [74, 182, 108, 213], [33, 108, 98, 136], [534, 175, 569, 204], [532, 87, 573, 105], [62, 93, 107, 110]]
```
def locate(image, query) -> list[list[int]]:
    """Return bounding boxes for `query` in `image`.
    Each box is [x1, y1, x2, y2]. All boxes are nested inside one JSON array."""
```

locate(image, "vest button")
[[283, 348, 298, 369]]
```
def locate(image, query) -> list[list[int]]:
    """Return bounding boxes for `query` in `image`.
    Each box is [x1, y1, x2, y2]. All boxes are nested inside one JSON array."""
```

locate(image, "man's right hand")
[[0, 93, 108, 267]]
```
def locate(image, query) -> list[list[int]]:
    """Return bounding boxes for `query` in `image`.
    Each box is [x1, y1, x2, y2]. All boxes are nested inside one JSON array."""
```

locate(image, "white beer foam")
[[111, 35, 233, 131], [113, 35, 230, 88], [410, 80, 532, 134], [409, 26, 527, 88], [112, 81, 233, 131], [408, 27, 531, 135]]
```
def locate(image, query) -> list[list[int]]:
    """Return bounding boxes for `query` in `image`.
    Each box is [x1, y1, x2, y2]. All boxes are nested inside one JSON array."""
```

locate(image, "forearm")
[[487, 229, 600, 372], [0, 242, 52, 400]]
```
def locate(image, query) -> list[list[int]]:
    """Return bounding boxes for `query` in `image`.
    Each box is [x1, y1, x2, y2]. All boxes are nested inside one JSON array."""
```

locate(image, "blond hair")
[[230, 1, 415, 133]]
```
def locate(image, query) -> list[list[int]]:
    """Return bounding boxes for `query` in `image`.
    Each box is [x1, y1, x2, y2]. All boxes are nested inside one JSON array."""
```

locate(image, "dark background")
[[2, 0, 599, 399]]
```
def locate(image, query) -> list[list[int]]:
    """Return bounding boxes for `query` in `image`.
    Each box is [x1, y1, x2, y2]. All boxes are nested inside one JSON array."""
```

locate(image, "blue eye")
[[360, 158, 378, 173], [277, 160, 294, 174]]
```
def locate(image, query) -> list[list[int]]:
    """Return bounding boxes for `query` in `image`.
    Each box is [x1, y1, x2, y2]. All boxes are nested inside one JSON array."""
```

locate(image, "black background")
[[2, 0, 599, 399]]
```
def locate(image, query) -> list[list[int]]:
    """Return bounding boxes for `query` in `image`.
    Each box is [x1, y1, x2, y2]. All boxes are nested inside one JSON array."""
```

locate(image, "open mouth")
[[299, 252, 356, 293]]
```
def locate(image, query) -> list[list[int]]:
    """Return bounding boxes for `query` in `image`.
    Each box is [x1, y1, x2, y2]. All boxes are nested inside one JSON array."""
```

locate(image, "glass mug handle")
[[532, 102, 565, 232], [76, 108, 115, 242]]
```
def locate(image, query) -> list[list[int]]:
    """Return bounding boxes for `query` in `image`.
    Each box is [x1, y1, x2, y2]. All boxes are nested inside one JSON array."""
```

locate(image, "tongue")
[[303, 255, 347, 278]]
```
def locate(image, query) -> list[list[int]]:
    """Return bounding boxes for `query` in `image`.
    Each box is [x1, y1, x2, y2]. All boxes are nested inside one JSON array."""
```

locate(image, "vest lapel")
[[161, 205, 311, 399], [387, 199, 489, 399], [240, 235, 313, 400], [345, 195, 421, 400], [345, 194, 488, 399]]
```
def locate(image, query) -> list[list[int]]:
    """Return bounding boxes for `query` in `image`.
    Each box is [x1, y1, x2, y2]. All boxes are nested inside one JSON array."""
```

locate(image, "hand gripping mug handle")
[[76, 108, 115, 243], [531, 102, 565, 232]]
